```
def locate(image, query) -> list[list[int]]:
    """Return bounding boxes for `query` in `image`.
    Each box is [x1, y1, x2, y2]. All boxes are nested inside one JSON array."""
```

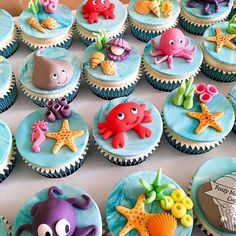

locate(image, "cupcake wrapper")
[[0, 216, 11, 235], [0, 74, 18, 114], [102, 219, 111, 236], [233, 124, 236, 134], [201, 61, 236, 82], [229, 8, 236, 19]]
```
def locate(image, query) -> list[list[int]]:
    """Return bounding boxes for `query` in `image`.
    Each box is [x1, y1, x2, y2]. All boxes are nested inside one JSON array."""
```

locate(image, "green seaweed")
[[93, 30, 109, 50], [228, 14, 236, 34], [28, 0, 39, 14]]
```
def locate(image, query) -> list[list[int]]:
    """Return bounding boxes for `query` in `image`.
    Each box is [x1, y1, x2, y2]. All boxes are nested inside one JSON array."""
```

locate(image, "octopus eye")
[[101, 0, 106, 3], [61, 69, 66, 74], [37, 224, 52, 236], [51, 74, 58, 80], [169, 40, 174, 46], [55, 219, 71, 236], [178, 39, 183, 44], [92, 0, 97, 4], [117, 112, 125, 120], [130, 107, 138, 114]]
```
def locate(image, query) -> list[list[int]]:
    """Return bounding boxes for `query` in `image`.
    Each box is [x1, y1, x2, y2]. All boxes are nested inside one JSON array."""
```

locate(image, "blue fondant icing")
[[0, 58, 12, 93], [203, 22, 236, 66], [229, 84, 236, 111], [0, 218, 8, 236], [82, 43, 141, 83], [106, 171, 193, 236], [12, 185, 102, 236], [93, 97, 163, 158], [143, 36, 203, 77], [0, 9, 14, 42], [19, 47, 81, 96], [163, 89, 235, 142], [19, 4, 73, 40], [16, 109, 89, 168], [191, 157, 236, 236], [128, 0, 180, 27]]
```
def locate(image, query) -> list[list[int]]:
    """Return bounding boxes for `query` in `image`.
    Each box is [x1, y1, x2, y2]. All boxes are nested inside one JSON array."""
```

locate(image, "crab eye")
[[131, 107, 138, 114], [178, 39, 183, 44], [51, 74, 58, 80], [61, 69, 66, 74], [117, 112, 125, 120], [169, 40, 174, 46], [37, 224, 52, 236], [55, 219, 70, 236], [101, 0, 106, 3], [92, 0, 97, 4]]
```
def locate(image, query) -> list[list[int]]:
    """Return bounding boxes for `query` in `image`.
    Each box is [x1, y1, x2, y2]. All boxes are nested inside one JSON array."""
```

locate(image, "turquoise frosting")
[[143, 36, 203, 77], [12, 185, 102, 236], [16, 109, 89, 168], [0, 9, 14, 42], [19, 4, 73, 40], [0, 217, 9, 236], [128, 0, 180, 27], [93, 97, 163, 158], [0, 58, 12, 94], [19, 47, 81, 95], [82, 43, 141, 83], [181, 0, 233, 19], [203, 22, 236, 66], [229, 84, 236, 111], [191, 157, 236, 236], [76, 0, 127, 33], [163, 89, 235, 142], [106, 171, 193, 236], [0, 120, 12, 166]]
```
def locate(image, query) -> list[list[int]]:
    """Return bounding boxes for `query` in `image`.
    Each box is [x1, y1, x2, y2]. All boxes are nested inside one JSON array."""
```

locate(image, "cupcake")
[[16, 100, 89, 178], [163, 81, 235, 154], [128, 0, 180, 42], [13, 185, 102, 235], [201, 21, 236, 82], [19, 1, 73, 50], [106, 169, 194, 235], [0, 9, 19, 58], [0, 57, 18, 113], [179, 0, 233, 35], [229, 83, 236, 133], [19, 47, 81, 107], [190, 156, 236, 235], [230, 1, 236, 18], [0, 216, 11, 235], [93, 97, 163, 166], [75, 0, 127, 46], [0, 120, 16, 183], [82, 36, 141, 100], [143, 28, 203, 92]]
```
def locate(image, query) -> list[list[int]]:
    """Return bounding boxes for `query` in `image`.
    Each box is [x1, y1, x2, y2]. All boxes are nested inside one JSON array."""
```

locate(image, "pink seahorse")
[[31, 120, 48, 153]]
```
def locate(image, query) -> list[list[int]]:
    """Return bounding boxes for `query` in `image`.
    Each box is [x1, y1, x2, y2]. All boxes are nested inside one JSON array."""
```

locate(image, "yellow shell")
[[90, 51, 105, 70], [41, 17, 59, 30], [161, 1, 173, 18], [147, 213, 177, 236], [134, 0, 151, 15], [28, 16, 45, 33], [101, 60, 117, 76]]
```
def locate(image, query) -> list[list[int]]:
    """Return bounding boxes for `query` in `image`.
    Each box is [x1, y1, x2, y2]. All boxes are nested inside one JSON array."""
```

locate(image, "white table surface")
[[0, 22, 235, 236]]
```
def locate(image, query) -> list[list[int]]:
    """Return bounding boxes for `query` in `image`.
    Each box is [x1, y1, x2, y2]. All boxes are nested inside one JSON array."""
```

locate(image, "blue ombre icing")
[[0, 216, 10, 236], [106, 171, 193, 236], [191, 157, 236, 235], [0, 10, 14, 42], [0, 58, 12, 95], [16, 109, 89, 178], [19, 47, 81, 107], [12, 185, 102, 236], [229, 84, 236, 133]]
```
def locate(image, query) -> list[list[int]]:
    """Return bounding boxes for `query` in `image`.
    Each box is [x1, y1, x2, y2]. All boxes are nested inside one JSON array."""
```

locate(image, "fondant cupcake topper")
[[28, 0, 39, 14], [150, 28, 196, 69], [93, 30, 109, 50], [228, 14, 236, 34], [41, 0, 59, 14]]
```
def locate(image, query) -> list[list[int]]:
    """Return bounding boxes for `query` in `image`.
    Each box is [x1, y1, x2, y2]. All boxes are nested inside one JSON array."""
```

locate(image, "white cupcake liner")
[[0, 215, 11, 235]]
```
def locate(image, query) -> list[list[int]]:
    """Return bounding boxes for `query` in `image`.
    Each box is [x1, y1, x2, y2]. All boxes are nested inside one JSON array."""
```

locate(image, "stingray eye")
[[101, 0, 106, 4], [37, 224, 52, 236], [130, 107, 138, 114], [117, 112, 125, 120], [92, 0, 97, 4], [178, 38, 183, 44], [169, 40, 174, 46], [55, 219, 70, 236], [51, 74, 58, 80], [61, 69, 66, 74]]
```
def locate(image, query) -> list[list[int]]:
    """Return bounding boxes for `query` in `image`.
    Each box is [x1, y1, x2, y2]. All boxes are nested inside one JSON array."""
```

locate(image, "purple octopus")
[[187, 0, 231, 15], [16, 186, 98, 236]]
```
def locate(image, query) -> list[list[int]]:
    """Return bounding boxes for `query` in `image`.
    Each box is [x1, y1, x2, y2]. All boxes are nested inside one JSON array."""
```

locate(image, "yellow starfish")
[[205, 27, 236, 52], [187, 103, 224, 135], [46, 119, 84, 154], [116, 194, 159, 236]]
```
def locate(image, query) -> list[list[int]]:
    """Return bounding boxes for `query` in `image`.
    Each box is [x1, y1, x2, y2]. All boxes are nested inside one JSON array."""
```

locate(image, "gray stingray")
[[32, 49, 73, 90]]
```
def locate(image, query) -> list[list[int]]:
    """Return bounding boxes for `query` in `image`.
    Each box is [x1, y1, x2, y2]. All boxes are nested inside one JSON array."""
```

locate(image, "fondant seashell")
[[161, 0, 173, 18], [28, 16, 46, 33], [147, 213, 177, 236], [41, 17, 59, 30], [101, 60, 117, 76], [149, 1, 161, 17], [90, 51, 105, 70], [134, 0, 151, 15]]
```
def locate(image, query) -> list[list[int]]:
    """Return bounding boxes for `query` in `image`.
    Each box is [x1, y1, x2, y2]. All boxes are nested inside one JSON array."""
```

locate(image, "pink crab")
[[150, 28, 196, 69], [98, 102, 153, 148]]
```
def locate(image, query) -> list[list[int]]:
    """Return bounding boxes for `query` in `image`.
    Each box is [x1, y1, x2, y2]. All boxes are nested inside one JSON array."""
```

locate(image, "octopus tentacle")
[[203, 3, 211, 15], [184, 39, 191, 49], [151, 38, 160, 50], [98, 121, 107, 129], [155, 55, 168, 65], [175, 52, 193, 62], [67, 194, 91, 210], [184, 45, 196, 54], [48, 186, 63, 199], [16, 224, 33, 236], [102, 130, 114, 139], [150, 50, 163, 57], [167, 55, 173, 68], [187, 0, 199, 8], [73, 225, 98, 236]]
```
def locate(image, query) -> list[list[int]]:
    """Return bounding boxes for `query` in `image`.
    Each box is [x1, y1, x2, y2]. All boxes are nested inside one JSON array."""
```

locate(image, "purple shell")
[[106, 38, 132, 61]]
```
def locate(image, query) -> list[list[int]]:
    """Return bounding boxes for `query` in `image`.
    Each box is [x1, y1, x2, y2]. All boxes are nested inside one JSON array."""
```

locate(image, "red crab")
[[81, 0, 115, 24], [98, 102, 153, 148]]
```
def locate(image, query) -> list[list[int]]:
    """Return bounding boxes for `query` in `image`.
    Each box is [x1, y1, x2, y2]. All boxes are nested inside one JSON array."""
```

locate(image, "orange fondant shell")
[[90, 51, 105, 70], [134, 0, 151, 15]]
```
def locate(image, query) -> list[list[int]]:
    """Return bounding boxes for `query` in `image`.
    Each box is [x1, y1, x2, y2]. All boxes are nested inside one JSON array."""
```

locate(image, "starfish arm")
[[211, 122, 223, 132], [118, 222, 132, 236], [187, 111, 201, 119], [46, 132, 58, 139], [215, 27, 223, 35], [214, 111, 224, 119], [65, 140, 77, 152], [205, 36, 217, 43], [224, 41, 236, 50], [200, 103, 208, 112], [53, 141, 65, 154], [73, 130, 85, 138], [116, 206, 131, 217], [135, 194, 146, 210], [195, 122, 208, 135]]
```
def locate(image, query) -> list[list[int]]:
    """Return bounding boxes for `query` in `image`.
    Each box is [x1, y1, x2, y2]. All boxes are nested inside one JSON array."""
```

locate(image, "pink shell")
[[199, 92, 212, 104], [195, 83, 206, 95], [206, 84, 218, 96]]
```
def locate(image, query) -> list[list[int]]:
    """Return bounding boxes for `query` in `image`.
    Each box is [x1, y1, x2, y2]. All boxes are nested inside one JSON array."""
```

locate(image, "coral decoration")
[[187, 0, 230, 15], [161, 0, 173, 17], [31, 120, 48, 153], [150, 28, 196, 69], [93, 30, 109, 50], [41, 0, 59, 14], [28, 16, 46, 33], [16, 186, 98, 236], [228, 14, 236, 34], [45, 98, 72, 122], [98, 102, 153, 148], [41, 17, 59, 30], [28, 0, 39, 14], [81, 0, 115, 24], [90, 51, 105, 70], [195, 83, 218, 104], [101, 60, 117, 75]]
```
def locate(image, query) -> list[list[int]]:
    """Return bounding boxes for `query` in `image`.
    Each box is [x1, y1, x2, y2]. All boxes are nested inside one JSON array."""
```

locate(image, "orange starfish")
[[205, 27, 236, 52], [187, 103, 224, 135]]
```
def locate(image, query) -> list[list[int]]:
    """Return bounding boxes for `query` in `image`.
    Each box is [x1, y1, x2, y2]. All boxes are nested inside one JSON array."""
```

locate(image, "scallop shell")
[[41, 17, 59, 30], [147, 213, 177, 236], [101, 60, 117, 76]]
